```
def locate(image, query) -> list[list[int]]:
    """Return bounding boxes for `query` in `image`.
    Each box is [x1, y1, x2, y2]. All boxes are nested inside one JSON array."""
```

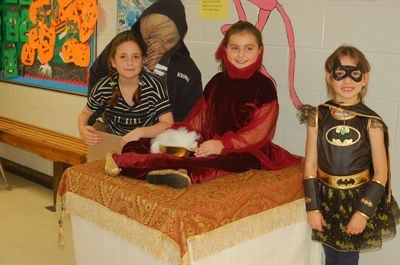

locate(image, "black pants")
[[323, 245, 359, 265]]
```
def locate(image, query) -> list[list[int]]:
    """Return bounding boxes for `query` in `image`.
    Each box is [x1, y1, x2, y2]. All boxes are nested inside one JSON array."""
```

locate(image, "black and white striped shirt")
[[87, 72, 171, 136]]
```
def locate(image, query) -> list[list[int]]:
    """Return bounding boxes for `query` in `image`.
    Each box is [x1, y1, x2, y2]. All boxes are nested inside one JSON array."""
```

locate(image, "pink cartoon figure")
[[220, 0, 302, 109]]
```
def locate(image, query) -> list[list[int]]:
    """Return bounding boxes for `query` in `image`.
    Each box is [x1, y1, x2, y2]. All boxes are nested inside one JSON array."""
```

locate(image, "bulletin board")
[[0, 0, 98, 95], [117, 0, 156, 33]]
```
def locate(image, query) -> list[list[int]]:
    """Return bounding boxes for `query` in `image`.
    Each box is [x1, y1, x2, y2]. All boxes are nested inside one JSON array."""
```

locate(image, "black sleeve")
[[167, 55, 203, 122]]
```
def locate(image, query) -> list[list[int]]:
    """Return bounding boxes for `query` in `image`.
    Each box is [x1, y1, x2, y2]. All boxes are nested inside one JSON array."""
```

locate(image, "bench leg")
[[46, 162, 70, 211], [0, 161, 11, 190]]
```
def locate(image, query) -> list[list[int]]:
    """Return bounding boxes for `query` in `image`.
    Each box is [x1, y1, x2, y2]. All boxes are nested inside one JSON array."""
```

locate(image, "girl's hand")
[[195, 140, 224, 157], [81, 125, 101, 145], [121, 128, 142, 147], [307, 211, 326, 232], [346, 211, 367, 235]]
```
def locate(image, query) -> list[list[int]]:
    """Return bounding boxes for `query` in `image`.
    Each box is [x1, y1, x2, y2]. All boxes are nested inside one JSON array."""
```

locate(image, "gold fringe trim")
[[186, 198, 306, 262], [56, 194, 68, 248], [63, 192, 184, 265], [62, 192, 306, 264]]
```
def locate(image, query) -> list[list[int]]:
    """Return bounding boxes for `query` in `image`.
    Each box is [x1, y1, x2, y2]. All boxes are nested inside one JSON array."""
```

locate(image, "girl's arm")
[[347, 120, 388, 234], [304, 121, 318, 181], [121, 112, 174, 146], [304, 118, 326, 232], [195, 100, 278, 157], [78, 107, 101, 145], [369, 123, 388, 185], [79, 78, 109, 145]]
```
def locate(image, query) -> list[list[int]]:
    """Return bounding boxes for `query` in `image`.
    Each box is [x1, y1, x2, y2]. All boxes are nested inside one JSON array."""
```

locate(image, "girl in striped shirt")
[[78, 31, 173, 147]]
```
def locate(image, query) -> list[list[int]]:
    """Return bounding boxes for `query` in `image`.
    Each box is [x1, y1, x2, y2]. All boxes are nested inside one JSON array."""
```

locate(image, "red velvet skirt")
[[113, 139, 261, 183]]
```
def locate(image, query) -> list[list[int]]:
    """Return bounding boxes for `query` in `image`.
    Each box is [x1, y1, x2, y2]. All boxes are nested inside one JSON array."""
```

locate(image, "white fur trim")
[[150, 127, 200, 153]]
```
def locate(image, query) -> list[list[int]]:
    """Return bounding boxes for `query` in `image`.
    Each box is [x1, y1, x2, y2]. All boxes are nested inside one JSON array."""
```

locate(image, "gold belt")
[[317, 168, 370, 189]]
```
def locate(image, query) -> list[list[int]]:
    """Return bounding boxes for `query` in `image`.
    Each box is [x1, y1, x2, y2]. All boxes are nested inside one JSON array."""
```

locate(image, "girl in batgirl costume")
[[302, 45, 399, 265]]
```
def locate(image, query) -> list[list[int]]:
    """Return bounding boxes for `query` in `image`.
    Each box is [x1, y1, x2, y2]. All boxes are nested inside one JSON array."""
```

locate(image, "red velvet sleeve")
[[218, 100, 279, 153], [172, 96, 206, 133]]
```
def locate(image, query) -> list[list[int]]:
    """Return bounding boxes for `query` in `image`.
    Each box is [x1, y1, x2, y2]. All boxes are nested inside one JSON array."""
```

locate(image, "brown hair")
[[222, 21, 263, 47], [107, 31, 146, 106], [325, 45, 371, 100], [219, 21, 263, 70]]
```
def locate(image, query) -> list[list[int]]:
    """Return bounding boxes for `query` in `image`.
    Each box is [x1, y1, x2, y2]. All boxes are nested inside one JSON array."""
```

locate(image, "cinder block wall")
[[0, 1, 399, 262]]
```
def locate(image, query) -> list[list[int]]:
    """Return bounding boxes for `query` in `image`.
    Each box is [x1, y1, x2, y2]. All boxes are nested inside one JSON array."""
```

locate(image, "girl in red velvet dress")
[[106, 21, 300, 188]]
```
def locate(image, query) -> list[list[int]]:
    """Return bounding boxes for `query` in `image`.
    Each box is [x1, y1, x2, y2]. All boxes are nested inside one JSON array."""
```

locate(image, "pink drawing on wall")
[[220, 0, 302, 109]]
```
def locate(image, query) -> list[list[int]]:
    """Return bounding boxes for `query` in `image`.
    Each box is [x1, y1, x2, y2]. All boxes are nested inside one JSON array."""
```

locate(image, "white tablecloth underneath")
[[69, 196, 322, 265]]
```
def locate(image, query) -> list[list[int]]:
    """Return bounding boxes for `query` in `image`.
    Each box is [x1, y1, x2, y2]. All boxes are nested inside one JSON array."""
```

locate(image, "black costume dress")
[[313, 100, 399, 251]]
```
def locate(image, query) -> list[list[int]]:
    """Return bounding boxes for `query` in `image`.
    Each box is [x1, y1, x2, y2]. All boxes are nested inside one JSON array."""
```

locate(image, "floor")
[[0, 170, 75, 265], [1, 167, 399, 265]]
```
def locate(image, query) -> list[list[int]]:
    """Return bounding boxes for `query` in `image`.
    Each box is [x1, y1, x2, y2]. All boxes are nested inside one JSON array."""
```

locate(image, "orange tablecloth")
[[58, 159, 304, 260]]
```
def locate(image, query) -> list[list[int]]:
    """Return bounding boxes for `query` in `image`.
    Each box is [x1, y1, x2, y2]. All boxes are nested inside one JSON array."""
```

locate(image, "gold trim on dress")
[[321, 103, 385, 123], [371, 178, 385, 187], [307, 209, 321, 213], [357, 211, 370, 220], [304, 175, 317, 179], [317, 168, 370, 190]]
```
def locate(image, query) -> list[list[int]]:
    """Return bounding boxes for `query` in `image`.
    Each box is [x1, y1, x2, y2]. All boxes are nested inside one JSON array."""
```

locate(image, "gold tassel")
[[58, 220, 65, 248], [57, 199, 66, 248]]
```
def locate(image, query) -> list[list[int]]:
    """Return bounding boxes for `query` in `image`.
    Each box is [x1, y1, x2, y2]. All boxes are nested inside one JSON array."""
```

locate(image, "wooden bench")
[[0, 116, 88, 209]]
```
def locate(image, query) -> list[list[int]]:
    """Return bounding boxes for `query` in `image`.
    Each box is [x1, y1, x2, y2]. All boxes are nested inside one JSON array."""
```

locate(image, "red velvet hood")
[[215, 41, 263, 79]]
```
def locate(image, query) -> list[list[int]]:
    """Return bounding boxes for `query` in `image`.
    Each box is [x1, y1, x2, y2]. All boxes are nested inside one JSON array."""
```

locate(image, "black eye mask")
[[332, 59, 363, 82]]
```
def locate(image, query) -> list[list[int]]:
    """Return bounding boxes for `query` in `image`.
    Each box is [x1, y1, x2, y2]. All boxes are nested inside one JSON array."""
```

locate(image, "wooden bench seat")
[[0, 116, 88, 209]]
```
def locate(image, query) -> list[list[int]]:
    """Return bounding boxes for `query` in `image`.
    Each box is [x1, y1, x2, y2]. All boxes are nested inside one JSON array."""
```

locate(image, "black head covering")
[[132, 0, 187, 39]]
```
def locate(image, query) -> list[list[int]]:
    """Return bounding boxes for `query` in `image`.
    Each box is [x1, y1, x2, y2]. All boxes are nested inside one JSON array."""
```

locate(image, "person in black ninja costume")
[[89, 0, 202, 123]]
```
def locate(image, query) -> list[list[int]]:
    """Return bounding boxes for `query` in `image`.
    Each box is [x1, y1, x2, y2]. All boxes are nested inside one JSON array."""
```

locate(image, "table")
[[58, 160, 322, 265]]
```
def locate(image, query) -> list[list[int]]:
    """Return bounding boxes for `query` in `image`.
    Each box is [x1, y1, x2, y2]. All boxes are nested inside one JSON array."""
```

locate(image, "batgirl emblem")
[[325, 125, 360, 146]]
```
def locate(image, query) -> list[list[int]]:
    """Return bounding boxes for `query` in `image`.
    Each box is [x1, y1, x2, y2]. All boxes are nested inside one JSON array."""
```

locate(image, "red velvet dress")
[[113, 69, 300, 183]]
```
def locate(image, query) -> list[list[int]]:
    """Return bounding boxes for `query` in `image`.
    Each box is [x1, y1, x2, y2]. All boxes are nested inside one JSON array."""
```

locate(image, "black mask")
[[332, 59, 363, 82]]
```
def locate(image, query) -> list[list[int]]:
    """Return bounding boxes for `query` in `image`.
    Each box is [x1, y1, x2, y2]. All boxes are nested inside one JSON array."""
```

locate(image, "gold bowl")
[[159, 145, 194, 157]]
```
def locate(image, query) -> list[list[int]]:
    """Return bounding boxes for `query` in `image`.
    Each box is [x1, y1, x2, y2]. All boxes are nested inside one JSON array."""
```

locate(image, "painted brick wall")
[[0, 1, 399, 262]]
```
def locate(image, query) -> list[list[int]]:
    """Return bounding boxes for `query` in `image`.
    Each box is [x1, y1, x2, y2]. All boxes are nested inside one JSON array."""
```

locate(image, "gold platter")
[[159, 145, 194, 157]]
